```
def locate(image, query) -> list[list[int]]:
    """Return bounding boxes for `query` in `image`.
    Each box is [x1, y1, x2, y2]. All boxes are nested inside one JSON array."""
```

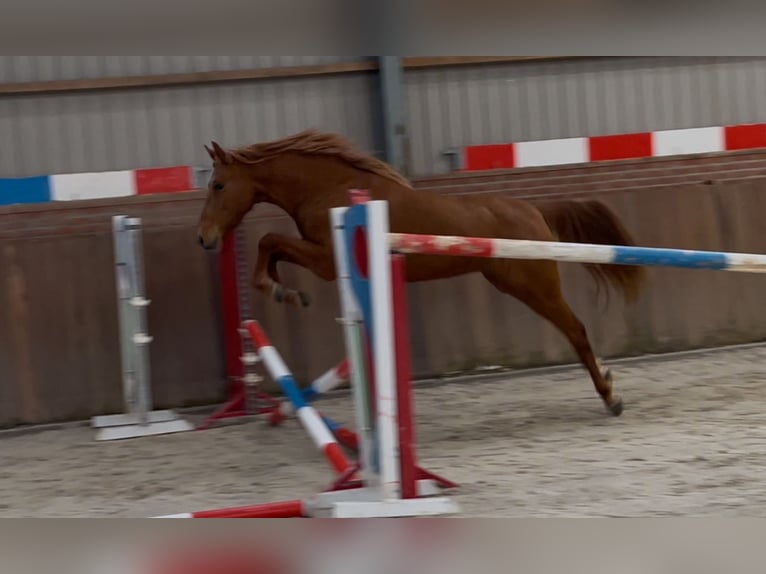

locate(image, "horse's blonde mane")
[[227, 129, 413, 189]]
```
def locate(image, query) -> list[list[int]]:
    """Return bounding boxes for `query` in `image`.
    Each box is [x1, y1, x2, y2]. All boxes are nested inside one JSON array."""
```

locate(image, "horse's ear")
[[204, 144, 216, 161], [211, 141, 232, 165]]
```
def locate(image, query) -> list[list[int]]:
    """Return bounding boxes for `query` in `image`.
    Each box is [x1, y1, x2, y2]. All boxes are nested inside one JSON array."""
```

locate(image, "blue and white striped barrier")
[[242, 320, 353, 476], [388, 233, 766, 273]]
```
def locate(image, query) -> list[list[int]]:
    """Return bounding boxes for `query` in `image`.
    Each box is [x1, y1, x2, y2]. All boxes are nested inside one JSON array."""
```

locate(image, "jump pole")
[[387, 232, 766, 271], [242, 320, 354, 477], [91, 215, 193, 441], [157, 499, 307, 519], [267, 359, 351, 426]]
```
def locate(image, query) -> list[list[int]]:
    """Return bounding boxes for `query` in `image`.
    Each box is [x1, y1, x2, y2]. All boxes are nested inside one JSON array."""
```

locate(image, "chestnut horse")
[[196, 130, 645, 416]]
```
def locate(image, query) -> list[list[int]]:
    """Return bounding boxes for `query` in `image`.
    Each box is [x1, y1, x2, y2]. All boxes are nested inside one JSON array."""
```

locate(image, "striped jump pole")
[[301, 360, 351, 403], [237, 324, 357, 450], [317, 410, 359, 452], [242, 320, 354, 477], [388, 232, 766, 272], [268, 359, 351, 424], [264, 356, 358, 450]]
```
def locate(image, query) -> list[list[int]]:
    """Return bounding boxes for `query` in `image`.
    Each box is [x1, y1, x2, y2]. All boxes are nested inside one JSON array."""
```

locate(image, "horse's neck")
[[261, 156, 350, 222]]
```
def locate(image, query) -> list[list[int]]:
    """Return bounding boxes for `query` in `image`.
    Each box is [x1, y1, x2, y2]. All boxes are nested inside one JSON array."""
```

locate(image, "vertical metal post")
[[113, 215, 153, 422], [378, 56, 407, 175], [113, 216, 137, 418], [124, 216, 153, 423], [91, 215, 192, 441]]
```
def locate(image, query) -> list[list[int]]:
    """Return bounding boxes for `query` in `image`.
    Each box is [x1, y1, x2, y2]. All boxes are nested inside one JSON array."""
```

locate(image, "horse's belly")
[[402, 253, 483, 282]]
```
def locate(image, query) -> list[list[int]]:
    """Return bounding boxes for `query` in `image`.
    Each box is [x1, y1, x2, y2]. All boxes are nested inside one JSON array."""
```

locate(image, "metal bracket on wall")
[[442, 148, 465, 172]]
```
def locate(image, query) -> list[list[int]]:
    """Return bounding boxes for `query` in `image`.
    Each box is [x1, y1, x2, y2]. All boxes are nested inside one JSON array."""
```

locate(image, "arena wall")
[[2, 151, 766, 427]]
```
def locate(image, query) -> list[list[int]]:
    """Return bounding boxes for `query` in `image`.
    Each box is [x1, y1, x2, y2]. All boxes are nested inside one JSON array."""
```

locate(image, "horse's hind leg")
[[483, 261, 623, 416]]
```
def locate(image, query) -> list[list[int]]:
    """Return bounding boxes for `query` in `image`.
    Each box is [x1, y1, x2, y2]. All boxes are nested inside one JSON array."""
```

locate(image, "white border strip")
[[653, 126, 724, 157], [50, 171, 137, 201], [515, 137, 589, 168]]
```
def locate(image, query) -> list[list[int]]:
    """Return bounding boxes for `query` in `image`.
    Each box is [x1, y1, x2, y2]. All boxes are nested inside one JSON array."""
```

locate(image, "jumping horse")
[[196, 130, 646, 416]]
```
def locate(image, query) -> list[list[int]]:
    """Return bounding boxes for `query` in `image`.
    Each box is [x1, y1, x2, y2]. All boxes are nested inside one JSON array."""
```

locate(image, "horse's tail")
[[536, 199, 647, 304]]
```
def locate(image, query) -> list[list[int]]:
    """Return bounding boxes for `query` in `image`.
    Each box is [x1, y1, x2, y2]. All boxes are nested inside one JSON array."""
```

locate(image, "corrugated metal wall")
[[0, 56, 363, 83], [0, 73, 381, 177], [3, 57, 766, 178], [404, 56, 766, 175]]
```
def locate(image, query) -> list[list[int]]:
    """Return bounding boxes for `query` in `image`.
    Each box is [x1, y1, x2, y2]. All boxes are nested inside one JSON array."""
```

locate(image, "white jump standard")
[[327, 195, 459, 516]]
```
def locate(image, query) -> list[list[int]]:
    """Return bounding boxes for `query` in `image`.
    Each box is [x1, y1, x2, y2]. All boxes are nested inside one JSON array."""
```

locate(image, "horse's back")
[[387, 189, 552, 241]]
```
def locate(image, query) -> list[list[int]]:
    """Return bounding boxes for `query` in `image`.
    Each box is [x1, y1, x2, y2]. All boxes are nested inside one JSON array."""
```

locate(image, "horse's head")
[[197, 141, 262, 251]]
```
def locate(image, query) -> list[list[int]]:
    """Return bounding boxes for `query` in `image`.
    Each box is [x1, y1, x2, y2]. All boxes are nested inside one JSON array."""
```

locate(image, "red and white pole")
[[243, 320, 353, 477], [156, 499, 306, 518]]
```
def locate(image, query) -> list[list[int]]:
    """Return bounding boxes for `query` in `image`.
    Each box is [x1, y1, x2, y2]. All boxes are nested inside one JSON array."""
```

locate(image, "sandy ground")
[[3, 344, 766, 517]]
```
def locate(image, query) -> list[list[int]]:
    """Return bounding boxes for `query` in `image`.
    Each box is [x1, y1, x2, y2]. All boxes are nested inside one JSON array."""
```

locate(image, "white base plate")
[[329, 497, 459, 518], [91, 411, 193, 441], [92, 409, 182, 428], [308, 480, 459, 517]]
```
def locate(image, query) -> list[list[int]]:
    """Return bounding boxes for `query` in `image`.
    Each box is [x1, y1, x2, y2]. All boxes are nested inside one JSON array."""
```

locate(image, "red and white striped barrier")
[[269, 359, 351, 426], [243, 320, 353, 477]]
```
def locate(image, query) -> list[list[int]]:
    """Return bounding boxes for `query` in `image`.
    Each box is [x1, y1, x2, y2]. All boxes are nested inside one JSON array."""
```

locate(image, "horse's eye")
[[212, 182, 224, 192]]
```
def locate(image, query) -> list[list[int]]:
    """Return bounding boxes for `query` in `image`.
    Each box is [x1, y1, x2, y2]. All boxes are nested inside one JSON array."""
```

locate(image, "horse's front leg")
[[252, 233, 335, 307]]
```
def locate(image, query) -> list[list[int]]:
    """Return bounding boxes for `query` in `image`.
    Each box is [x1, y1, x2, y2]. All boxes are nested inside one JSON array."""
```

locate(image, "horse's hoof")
[[283, 289, 311, 308], [606, 397, 624, 417], [272, 285, 285, 303], [602, 367, 614, 386]]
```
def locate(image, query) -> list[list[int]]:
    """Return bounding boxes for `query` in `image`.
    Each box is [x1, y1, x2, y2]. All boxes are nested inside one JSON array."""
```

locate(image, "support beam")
[[378, 56, 408, 175]]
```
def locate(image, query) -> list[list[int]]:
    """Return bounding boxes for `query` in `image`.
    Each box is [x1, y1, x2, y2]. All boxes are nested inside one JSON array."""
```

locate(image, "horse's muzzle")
[[198, 235, 218, 251]]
